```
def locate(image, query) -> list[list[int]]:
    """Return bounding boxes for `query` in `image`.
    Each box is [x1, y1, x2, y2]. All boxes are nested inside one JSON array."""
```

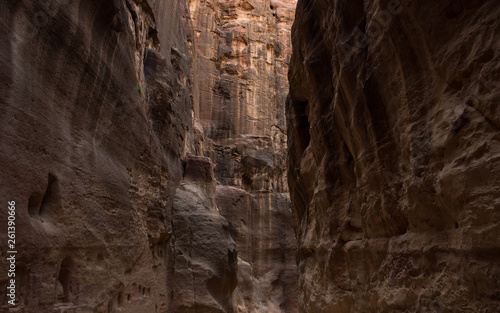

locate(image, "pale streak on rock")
[[189, 0, 299, 311]]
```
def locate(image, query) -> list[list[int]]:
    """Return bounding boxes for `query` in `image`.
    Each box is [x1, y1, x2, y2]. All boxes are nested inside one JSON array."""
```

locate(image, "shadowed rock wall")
[[288, 0, 500, 312], [168, 155, 238, 313], [0, 0, 297, 312], [0, 0, 235, 312]]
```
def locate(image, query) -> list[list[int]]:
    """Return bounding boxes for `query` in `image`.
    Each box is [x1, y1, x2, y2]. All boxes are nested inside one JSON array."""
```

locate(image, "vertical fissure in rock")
[[56, 257, 74, 304]]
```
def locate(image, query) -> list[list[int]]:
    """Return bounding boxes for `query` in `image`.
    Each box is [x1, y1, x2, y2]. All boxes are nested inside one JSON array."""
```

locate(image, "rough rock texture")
[[288, 0, 500, 312], [189, 0, 299, 311], [0, 0, 235, 312], [168, 155, 238, 313], [0, 0, 300, 312], [190, 0, 297, 192], [216, 186, 297, 312]]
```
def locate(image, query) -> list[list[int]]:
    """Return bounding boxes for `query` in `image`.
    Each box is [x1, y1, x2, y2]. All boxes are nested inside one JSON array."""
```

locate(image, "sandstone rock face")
[[216, 186, 297, 312], [189, 0, 299, 311], [190, 0, 297, 192], [168, 156, 238, 313], [0, 0, 224, 312], [1, 0, 298, 312], [288, 0, 500, 312]]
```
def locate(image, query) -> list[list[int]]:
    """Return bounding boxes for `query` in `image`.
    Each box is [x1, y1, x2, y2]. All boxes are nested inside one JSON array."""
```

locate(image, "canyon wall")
[[189, 0, 298, 312], [287, 0, 500, 312], [0, 0, 297, 312], [0, 0, 235, 312]]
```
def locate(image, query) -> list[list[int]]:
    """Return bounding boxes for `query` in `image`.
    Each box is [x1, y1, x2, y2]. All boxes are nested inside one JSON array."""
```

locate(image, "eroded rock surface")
[[288, 0, 500, 312], [0, 0, 205, 311], [190, 0, 297, 192], [216, 186, 297, 312], [189, 0, 299, 311], [168, 155, 237, 313], [0, 0, 298, 312]]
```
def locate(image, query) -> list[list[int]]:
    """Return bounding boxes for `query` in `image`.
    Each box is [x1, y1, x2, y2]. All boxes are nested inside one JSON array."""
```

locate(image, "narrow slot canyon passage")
[[1, 0, 499, 313]]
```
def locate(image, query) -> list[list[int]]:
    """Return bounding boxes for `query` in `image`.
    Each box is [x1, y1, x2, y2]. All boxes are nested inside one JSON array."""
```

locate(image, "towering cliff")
[[0, 0, 296, 312], [0, 0, 203, 311], [288, 0, 500, 312], [189, 0, 298, 312]]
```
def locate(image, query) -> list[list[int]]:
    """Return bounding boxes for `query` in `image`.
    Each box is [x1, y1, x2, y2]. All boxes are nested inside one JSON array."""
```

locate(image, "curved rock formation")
[[169, 155, 238, 313], [0, 0, 228, 312], [288, 0, 500, 312], [0, 0, 298, 312]]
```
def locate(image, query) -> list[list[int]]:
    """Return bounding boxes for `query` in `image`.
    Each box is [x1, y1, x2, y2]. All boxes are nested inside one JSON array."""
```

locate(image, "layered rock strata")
[[288, 0, 500, 312], [189, 0, 299, 311]]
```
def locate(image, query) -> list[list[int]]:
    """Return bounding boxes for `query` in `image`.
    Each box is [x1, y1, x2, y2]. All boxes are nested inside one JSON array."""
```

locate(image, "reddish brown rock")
[[0, 0, 195, 311], [189, 0, 299, 311], [0, 0, 298, 312], [190, 0, 297, 192], [288, 0, 500, 312], [216, 186, 298, 312]]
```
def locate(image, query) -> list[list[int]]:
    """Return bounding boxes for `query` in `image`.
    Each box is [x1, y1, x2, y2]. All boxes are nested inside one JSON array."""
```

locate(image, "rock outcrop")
[[288, 0, 500, 312], [190, 0, 297, 192], [0, 0, 297, 312], [0, 0, 232, 312], [168, 155, 238, 313], [189, 0, 299, 311], [216, 186, 297, 312]]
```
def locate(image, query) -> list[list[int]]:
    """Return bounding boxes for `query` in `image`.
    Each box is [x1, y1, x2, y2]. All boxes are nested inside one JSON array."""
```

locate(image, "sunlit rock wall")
[[189, 0, 299, 312]]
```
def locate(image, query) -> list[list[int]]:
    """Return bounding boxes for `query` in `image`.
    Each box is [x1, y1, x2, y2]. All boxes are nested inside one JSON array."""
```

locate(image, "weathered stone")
[[0, 0, 193, 311], [168, 156, 237, 313], [0, 0, 298, 312], [288, 0, 500, 312], [216, 186, 298, 312], [189, 0, 299, 311]]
